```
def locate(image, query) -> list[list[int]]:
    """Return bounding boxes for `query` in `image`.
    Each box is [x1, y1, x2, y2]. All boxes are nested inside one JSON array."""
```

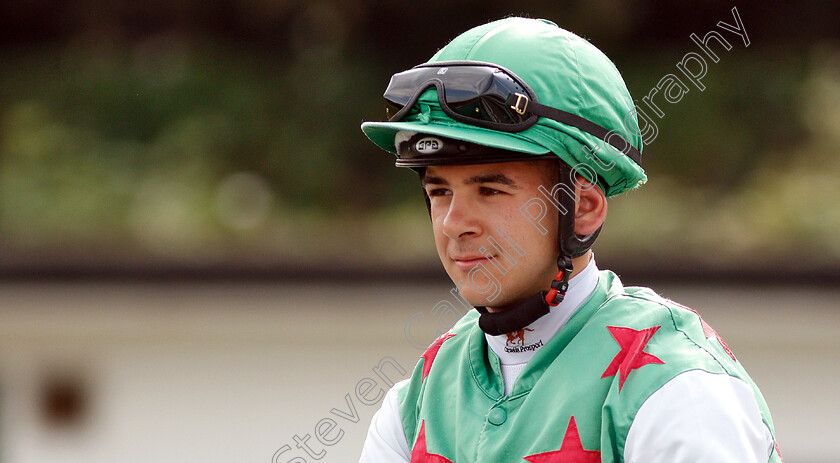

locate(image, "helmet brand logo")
[[415, 137, 443, 154], [437, 68, 448, 75]]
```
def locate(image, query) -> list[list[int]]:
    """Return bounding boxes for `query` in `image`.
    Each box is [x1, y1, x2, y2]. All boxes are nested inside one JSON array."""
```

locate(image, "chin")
[[458, 288, 519, 311], [456, 288, 495, 308], [447, 266, 504, 306]]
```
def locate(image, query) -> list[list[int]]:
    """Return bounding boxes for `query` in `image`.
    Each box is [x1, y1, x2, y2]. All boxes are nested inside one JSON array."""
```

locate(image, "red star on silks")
[[668, 300, 738, 362], [411, 421, 453, 463], [523, 416, 600, 462], [601, 325, 665, 391], [421, 333, 455, 380]]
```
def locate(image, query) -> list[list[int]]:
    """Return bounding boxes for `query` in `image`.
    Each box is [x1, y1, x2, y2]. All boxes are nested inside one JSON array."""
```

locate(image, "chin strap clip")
[[544, 256, 574, 306]]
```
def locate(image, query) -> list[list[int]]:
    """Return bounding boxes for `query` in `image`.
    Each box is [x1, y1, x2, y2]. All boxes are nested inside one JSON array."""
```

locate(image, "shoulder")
[[580, 275, 749, 403], [595, 277, 737, 371], [600, 279, 705, 329]]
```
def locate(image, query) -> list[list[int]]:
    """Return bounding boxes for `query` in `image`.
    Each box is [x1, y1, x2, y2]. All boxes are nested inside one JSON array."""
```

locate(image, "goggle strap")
[[519, 99, 642, 166]]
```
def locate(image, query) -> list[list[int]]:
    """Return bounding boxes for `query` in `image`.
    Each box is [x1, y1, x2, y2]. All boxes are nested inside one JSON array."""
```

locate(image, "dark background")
[[1, 0, 839, 282]]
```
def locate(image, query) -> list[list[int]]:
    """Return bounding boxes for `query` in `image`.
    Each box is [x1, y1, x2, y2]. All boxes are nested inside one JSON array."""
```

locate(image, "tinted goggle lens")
[[380, 63, 643, 168], [383, 65, 533, 125]]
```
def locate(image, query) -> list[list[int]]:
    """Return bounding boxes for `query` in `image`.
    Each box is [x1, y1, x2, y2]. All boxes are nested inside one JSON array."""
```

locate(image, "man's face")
[[422, 161, 560, 310]]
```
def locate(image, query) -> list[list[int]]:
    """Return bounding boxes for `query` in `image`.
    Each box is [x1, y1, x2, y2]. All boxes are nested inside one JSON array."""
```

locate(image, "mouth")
[[452, 255, 495, 271]]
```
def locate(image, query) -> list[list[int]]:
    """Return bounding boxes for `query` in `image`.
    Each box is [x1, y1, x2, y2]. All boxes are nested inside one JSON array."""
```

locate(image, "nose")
[[440, 194, 482, 240]]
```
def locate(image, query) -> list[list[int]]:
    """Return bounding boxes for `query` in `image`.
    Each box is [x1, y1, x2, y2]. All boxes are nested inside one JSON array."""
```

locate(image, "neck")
[[568, 250, 592, 280]]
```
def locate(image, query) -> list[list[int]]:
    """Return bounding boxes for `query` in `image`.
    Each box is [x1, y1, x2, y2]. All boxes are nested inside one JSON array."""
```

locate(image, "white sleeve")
[[359, 379, 411, 463], [624, 370, 775, 463]]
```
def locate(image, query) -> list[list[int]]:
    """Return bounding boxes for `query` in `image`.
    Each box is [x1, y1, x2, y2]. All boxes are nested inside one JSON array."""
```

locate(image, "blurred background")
[[0, 0, 838, 462]]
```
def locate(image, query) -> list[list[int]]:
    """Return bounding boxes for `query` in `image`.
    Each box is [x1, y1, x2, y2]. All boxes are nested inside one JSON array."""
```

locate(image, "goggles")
[[383, 61, 642, 166]]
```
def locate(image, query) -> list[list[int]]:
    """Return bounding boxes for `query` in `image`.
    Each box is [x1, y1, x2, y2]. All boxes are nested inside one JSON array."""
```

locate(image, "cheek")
[[430, 209, 445, 235], [532, 220, 560, 260], [498, 210, 558, 267], [429, 201, 448, 228], [430, 212, 450, 254]]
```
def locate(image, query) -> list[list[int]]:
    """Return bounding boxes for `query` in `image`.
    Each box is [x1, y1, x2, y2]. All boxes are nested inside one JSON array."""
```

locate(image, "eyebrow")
[[421, 173, 520, 188]]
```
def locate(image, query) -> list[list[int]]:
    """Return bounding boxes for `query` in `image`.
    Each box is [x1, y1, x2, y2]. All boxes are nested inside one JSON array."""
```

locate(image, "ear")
[[573, 175, 607, 236]]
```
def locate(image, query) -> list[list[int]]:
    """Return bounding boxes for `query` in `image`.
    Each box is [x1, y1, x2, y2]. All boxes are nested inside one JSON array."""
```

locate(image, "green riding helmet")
[[362, 16, 646, 198]]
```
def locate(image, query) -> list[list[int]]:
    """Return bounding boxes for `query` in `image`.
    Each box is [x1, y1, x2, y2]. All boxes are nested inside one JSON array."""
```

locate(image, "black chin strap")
[[475, 292, 551, 336]]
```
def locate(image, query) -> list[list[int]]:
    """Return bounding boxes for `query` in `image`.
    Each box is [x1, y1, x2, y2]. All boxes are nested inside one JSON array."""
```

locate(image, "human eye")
[[479, 186, 505, 196], [426, 187, 452, 197]]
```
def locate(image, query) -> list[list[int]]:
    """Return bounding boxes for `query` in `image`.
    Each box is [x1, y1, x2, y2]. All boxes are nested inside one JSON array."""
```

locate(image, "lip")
[[452, 255, 495, 271]]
